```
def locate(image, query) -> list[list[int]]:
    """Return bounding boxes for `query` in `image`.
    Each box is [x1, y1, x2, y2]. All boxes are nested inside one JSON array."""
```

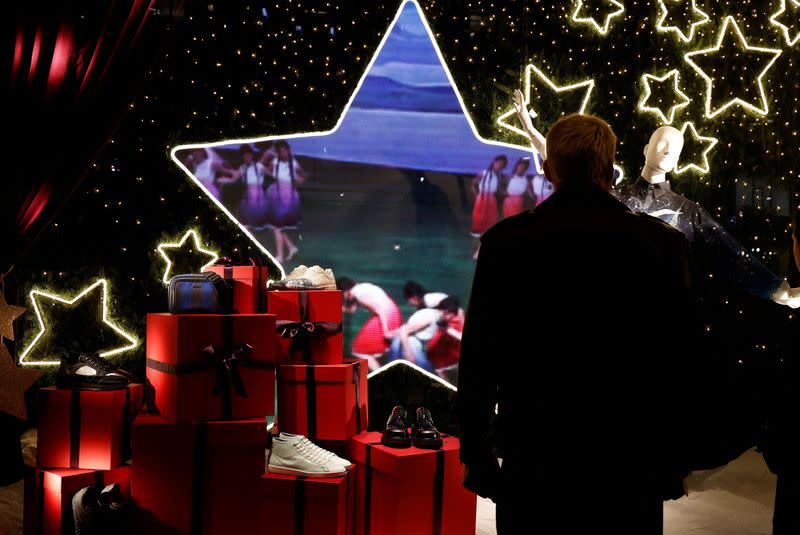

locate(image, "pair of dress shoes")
[[381, 405, 443, 450]]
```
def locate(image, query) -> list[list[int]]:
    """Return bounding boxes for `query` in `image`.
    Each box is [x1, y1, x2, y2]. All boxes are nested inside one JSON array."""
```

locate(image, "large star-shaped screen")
[[173, 2, 543, 386]]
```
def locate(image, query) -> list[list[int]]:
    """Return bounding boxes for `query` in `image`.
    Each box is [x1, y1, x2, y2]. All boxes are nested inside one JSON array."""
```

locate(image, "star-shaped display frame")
[[156, 229, 219, 285], [674, 121, 719, 175], [656, 0, 710, 43], [639, 69, 691, 125], [770, 0, 800, 47], [571, 0, 626, 35], [171, 0, 560, 277], [684, 16, 783, 119], [18, 279, 138, 366]]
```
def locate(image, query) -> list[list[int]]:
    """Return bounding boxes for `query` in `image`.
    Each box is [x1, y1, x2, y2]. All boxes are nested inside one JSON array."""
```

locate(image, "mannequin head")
[[642, 126, 684, 182]]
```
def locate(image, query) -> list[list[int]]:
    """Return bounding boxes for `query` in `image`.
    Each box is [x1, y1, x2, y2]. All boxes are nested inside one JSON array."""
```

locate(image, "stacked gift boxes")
[[25, 384, 143, 535], [135, 264, 275, 534], [268, 289, 363, 535]]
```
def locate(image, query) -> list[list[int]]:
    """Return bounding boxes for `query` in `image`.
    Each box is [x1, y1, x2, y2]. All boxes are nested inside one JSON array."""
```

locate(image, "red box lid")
[[205, 265, 268, 281], [277, 361, 362, 384], [260, 468, 352, 500], [267, 291, 342, 322], [348, 432, 460, 475]]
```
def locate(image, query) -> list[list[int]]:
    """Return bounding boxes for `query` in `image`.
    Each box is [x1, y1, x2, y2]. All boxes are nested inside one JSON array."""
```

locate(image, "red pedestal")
[[23, 465, 130, 535], [37, 384, 143, 470], [347, 432, 476, 535], [131, 413, 266, 535], [145, 313, 276, 422], [278, 360, 368, 442], [268, 290, 343, 364], [259, 467, 356, 535], [204, 265, 269, 313]]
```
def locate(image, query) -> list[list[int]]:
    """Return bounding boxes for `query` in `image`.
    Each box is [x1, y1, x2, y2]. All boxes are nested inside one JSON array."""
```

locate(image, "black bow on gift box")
[[202, 343, 252, 418], [276, 292, 341, 363]]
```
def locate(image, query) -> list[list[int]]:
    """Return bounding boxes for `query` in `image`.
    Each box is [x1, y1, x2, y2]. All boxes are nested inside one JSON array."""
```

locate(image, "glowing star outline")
[[170, 0, 573, 268], [655, 0, 710, 43], [571, 0, 626, 35], [156, 229, 219, 285], [368, 359, 457, 392], [770, 0, 800, 46], [683, 16, 783, 119], [638, 69, 691, 125], [496, 65, 595, 139], [674, 122, 719, 175], [19, 279, 138, 366]]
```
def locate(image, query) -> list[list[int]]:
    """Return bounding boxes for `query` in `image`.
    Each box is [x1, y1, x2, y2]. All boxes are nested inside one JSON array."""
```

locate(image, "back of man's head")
[[544, 113, 617, 190]]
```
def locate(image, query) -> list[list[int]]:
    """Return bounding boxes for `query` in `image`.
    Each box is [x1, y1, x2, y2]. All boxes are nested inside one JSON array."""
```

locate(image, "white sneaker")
[[278, 433, 351, 467], [267, 434, 348, 477]]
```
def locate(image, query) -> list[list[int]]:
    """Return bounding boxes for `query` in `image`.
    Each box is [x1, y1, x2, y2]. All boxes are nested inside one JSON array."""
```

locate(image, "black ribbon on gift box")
[[293, 477, 306, 535], [145, 317, 274, 419], [362, 444, 446, 535], [214, 257, 266, 312], [276, 291, 341, 364], [300, 361, 363, 442]]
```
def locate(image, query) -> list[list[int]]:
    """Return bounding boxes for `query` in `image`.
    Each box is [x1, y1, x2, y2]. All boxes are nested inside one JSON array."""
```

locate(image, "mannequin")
[[512, 89, 793, 305]]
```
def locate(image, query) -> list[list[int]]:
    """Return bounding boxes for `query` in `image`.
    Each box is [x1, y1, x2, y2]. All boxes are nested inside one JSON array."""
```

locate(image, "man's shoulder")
[[625, 210, 688, 245], [480, 210, 536, 243]]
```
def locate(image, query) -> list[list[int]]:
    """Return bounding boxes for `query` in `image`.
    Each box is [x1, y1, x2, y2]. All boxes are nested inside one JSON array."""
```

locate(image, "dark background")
[[3, 0, 799, 401]]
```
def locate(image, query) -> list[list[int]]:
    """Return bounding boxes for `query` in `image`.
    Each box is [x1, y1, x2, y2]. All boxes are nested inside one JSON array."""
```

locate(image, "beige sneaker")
[[285, 265, 309, 280], [303, 265, 337, 290]]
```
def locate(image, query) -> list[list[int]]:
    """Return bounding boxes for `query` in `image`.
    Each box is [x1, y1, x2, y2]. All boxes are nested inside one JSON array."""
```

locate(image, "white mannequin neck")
[[640, 165, 667, 184]]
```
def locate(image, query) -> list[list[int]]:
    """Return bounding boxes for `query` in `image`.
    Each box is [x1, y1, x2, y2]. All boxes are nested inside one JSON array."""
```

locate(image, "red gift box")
[[23, 465, 130, 535], [278, 360, 368, 442], [146, 313, 276, 422], [346, 432, 476, 535], [258, 467, 357, 535], [37, 384, 144, 470], [268, 290, 343, 364], [204, 264, 269, 313], [131, 413, 266, 535]]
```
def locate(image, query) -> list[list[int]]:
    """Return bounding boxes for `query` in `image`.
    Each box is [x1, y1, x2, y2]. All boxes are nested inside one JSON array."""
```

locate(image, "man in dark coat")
[[458, 113, 705, 534]]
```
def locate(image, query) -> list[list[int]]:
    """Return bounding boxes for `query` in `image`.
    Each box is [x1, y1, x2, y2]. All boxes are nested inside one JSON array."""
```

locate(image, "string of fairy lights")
[[13, 0, 800, 367]]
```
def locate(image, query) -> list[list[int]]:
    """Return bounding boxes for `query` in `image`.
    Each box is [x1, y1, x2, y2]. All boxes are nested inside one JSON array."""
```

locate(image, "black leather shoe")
[[412, 407, 443, 449], [381, 405, 411, 448], [57, 353, 131, 390]]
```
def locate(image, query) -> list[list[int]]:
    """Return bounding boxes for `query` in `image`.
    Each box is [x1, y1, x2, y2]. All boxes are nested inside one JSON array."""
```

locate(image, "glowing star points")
[[639, 69, 691, 125], [156, 229, 219, 285], [19, 279, 138, 366], [675, 122, 719, 175], [684, 16, 783, 119], [571, 0, 625, 35], [496, 65, 594, 141], [770, 0, 800, 46], [655, 0, 710, 43]]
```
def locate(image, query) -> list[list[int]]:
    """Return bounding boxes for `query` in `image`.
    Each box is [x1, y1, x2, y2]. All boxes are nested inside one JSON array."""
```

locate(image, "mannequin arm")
[[513, 89, 547, 158]]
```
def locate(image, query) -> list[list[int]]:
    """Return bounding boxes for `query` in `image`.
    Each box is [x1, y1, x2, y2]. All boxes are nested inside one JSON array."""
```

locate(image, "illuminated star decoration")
[[639, 69, 691, 125], [0, 344, 42, 419], [496, 64, 595, 140], [770, 0, 800, 47], [675, 122, 719, 175], [19, 279, 138, 366], [656, 0, 710, 43], [0, 291, 25, 341], [171, 0, 549, 275], [684, 16, 783, 118], [156, 229, 219, 285], [571, 0, 625, 35]]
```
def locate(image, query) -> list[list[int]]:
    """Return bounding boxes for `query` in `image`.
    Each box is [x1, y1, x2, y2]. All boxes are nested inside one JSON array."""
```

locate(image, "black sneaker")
[[412, 407, 443, 450], [57, 353, 131, 390], [381, 405, 411, 448]]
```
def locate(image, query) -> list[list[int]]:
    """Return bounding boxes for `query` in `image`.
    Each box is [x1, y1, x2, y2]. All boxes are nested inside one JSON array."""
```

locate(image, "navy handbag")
[[167, 272, 233, 314]]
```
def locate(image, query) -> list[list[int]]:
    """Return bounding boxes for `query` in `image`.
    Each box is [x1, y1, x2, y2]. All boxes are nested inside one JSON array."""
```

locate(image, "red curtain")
[[1, 0, 181, 272]]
